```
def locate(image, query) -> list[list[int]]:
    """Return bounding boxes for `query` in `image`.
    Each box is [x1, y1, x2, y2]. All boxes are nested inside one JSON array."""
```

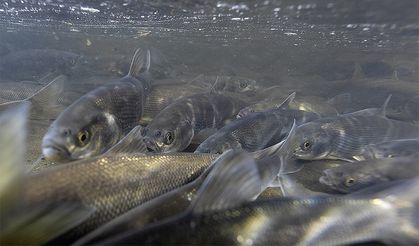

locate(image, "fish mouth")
[[143, 137, 161, 152], [42, 139, 72, 162], [319, 175, 333, 186]]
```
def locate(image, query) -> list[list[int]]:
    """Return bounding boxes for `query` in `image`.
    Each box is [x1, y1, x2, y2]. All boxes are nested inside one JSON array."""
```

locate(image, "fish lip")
[[143, 137, 161, 152], [42, 139, 72, 162]]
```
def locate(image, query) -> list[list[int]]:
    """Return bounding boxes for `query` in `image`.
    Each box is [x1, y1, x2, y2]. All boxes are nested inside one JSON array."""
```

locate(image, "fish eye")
[[163, 132, 174, 145], [154, 131, 162, 138], [301, 140, 312, 151], [77, 130, 90, 146], [344, 177, 355, 187], [239, 81, 248, 89]]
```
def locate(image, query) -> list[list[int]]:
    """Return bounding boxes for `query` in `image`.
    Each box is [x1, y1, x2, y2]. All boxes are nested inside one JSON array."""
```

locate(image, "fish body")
[[42, 49, 151, 162], [196, 108, 319, 154], [358, 139, 419, 160], [143, 92, 248, 153], [77, 143, 287, 245], [0, 49, 85, 80], [320, 155, 419, 193], [101, 178, 419, 246], [238, 90, 344, 118], [142, 81, 209, 124], [142, 75, 260, 124], [24, 152, 218, 239], [291, 113, 419, 161]]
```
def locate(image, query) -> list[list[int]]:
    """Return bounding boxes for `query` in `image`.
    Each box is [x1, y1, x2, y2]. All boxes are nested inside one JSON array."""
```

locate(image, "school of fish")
[[0, 47, 418, 246]]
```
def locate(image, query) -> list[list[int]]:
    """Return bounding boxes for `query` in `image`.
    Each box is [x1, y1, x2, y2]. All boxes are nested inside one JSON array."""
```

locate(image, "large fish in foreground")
[[75, 148, 281, 245], [26, 150, 217, 242], [0, 103, 92, 245], [143, 92, 248, 153], [195, 93, 319, 154], [26, 136, 284, 243], [100, 177, 419, 246], [42, 48, 152, 162]]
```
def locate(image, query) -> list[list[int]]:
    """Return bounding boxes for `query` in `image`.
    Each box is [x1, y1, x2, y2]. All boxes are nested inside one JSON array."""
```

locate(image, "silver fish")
[[24, 151, 218, 241], [141, 79, 210, 124], [143, 92, 248, 153], [76, 138, 288, 246], [142, 75, 261, 124], [195, 93, 320, 154], [0, 102, 93, 245], [238, 87, 349, 118], [0, 49, 86, 80], [42, 48, 151, 162], [290, 113, 419, 161], [100, 178, 419, 246], [320, 155, 419, 193], [75, 148, 281, 245], [358, 139, 419, 160]]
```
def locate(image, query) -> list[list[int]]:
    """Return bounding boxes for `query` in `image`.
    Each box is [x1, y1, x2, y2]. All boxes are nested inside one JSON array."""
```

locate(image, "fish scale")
[[102, 195, 412, 246], [323, 115, 419, 160], [196, 108, 319, 154], [144, 92, 248, 152], [24, 153, 218, 240], [42, 48, 151, 162]]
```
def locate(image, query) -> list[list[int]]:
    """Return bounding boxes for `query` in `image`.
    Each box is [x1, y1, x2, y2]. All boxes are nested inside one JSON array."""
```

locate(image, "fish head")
[[143, 118, 193, 153], [214, 77, 258, 94], [319, 168, 375, 193], [291, 122, 332, 160], [42, 103, 122, 162]]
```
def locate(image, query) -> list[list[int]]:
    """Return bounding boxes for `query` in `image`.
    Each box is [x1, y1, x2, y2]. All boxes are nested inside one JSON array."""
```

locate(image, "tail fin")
[[350, 178, 419, 244]]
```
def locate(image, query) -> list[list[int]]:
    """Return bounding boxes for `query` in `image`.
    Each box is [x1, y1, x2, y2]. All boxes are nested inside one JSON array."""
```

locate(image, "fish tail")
[[352, 178, 419, 244], [379, 178, 419, 244]]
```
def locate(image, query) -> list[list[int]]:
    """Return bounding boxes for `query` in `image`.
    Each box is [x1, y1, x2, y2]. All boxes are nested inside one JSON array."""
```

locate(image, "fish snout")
[[143, 137, 159, 152], [41, 138, 72, 163]]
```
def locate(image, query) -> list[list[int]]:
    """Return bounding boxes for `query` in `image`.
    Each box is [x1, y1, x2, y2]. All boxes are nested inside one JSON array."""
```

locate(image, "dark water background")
[[0, 0, 418, 169]]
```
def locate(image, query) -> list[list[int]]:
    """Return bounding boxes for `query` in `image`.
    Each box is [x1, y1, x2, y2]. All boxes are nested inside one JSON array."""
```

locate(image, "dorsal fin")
[[145, 50, 151, 72], [208, 76, 220, 94], [28, 75, 66, 107], [351, 63, 364, 80], [187, 74, 211, 89], [379, 94, 392, 117], [105, 126, 148, 154], [327, 93, 352, 114], [275, 92, 296, 109], [278, 120, 305, 174], [190, 150, 262, 214], [127, 48, 146, 78]]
